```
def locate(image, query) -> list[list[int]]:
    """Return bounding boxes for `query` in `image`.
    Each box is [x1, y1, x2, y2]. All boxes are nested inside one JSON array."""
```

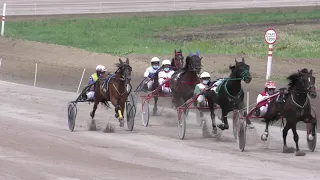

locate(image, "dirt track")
[[1, 80, 320, 179], [1, 6, 320, 179]]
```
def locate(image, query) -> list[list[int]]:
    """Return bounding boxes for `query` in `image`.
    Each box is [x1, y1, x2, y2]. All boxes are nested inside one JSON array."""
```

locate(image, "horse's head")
[[229, 57, 252, 83], [172, 49, 184, 69], [288, 68, 317, 99], [185, 50, 202, 74], [116, 58, 132, 89]]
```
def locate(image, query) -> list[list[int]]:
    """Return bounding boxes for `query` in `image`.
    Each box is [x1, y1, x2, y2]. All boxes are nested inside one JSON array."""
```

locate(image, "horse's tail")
[[100, 101, 111, 108]]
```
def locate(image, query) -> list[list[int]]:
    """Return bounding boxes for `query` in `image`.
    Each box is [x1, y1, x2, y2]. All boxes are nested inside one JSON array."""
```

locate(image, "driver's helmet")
[[96, 65, 107, 75], [150, 57, 160, 70], [161, 59, 171, 72], [200, 72, 211, 85], [265, 81, 276, 95], [265, 81, 276, 89]]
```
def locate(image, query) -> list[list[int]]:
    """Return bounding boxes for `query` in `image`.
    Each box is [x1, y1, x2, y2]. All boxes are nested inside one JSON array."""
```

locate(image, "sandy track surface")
[[1, 0, 319, 15], [1, 80, 320, 180]]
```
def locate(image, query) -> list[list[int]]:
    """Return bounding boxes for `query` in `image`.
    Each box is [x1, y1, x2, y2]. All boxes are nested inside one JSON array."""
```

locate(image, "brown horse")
[[90, 58, 132, 128], [171, 49, 184, 71], [169, 51, 202, 109]]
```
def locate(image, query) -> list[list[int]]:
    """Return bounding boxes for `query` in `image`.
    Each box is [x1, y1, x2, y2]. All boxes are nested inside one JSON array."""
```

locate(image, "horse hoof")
[[248, 124, 254, 129], [261, 134, 267, 141], [295, 150, 306, 156], [308, 134, 314, 141], [217, 124, 228, 130], [90, 112, 94, 119], [89, 120, 96, 131], [283, 146, 295, 153], [212, 127, 218, 135], [119, 118, 124, 127]]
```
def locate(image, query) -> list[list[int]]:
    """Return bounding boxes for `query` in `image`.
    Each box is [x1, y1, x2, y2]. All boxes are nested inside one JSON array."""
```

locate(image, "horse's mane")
[[182, 56, 190, 71], [287, 68, 309, 90], [114, 62, 123, 68]]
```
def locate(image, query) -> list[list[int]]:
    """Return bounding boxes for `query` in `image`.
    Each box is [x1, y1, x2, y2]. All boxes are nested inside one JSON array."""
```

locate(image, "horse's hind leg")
[[261, 119, 270, 141], [90, 100, 98, 119], [207, 98, 217, 134], [153, 96, 158, 115], [292, 123, 306, 156], [282, 121, 295, 153], [89, 100, 98, 130]]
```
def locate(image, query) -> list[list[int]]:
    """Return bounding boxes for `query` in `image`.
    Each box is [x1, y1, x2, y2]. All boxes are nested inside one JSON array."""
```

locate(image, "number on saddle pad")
[[210, 78, 224, 94]]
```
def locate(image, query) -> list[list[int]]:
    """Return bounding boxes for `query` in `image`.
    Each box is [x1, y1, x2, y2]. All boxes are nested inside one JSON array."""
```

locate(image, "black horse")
[[260, 68, 317, 156], [170, 51, 202, 109], [205, 58, 252, 134]]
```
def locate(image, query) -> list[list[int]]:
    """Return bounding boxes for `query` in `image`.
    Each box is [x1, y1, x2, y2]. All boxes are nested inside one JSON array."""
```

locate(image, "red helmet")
[[265, 81, 276, 89]]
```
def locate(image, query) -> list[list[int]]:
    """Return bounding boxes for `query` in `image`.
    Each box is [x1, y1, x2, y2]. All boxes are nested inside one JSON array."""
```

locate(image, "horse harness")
[[102, 63, 131, 99], [217, 69, 250, 108], [287, 74, 314, 115]]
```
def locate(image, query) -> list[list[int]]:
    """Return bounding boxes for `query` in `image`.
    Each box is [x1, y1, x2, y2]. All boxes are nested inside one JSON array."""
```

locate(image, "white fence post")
[[34, 63, 38, 87], [0, 58, 2, 71], [77, 68, 86, 93], [1, 3, 6, 36]]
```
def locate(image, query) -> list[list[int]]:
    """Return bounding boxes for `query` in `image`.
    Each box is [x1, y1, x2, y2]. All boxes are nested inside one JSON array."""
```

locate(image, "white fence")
[[0, 0, 319, 16]]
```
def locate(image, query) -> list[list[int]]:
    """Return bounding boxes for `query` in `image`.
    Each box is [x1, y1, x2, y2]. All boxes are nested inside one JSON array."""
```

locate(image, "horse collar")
[[291, 94, 308, 109]]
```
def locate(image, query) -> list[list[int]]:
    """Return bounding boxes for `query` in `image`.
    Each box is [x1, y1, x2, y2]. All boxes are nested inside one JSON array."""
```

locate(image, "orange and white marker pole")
[[1, 3, 6, 36], [264, 28, 278, 80]]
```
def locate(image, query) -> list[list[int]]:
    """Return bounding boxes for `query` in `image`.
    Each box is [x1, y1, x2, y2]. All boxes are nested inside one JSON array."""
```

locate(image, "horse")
[[260, 68, 317, 156], [169, 51, 202, 109], [89, 58, 132, 128], [204, 58, 252, 134], [171, 49, 184, 71]]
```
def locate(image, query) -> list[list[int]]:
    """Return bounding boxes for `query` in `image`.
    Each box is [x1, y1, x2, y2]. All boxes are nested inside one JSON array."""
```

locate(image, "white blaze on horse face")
[[308, 77, 311, 82]]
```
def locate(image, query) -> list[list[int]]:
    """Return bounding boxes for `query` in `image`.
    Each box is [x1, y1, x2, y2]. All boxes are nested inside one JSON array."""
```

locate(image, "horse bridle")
[[289, 74, 315, 108], [109, 63, 133, 95], [174, 52, 184, 68]]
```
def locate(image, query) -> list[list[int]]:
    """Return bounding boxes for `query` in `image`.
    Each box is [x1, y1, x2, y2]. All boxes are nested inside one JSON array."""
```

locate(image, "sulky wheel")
[[237, 111, 247, 152], [178, 111, 187, 140], [141, 100, 150, 127], [126, 102, 135, 131], [306, 123, 317, 152], [67, 102, 77, 132], [233, 110, 239, 140]]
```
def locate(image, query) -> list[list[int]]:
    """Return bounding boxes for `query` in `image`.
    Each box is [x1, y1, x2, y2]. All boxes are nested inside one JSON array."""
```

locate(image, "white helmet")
[[162, 59, 171, 66], [151, 57, 160, 63], [96, 65, 107, 72], [200, 72, 211, 78]]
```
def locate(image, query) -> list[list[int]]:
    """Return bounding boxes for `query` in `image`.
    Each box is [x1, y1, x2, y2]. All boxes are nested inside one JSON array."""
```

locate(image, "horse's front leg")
[[292, 123, 306, 156], [310, 115, 317, 138], [218, 108, 229, 130]]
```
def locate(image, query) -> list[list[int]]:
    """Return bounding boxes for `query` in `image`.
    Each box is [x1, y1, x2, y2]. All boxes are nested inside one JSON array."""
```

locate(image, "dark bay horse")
[[205, 58, 252, 133], [169, 51, 202, 109], [90, 58, 132, 128], [260, 68, 317, 156], [171, 49, 184, 71]]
